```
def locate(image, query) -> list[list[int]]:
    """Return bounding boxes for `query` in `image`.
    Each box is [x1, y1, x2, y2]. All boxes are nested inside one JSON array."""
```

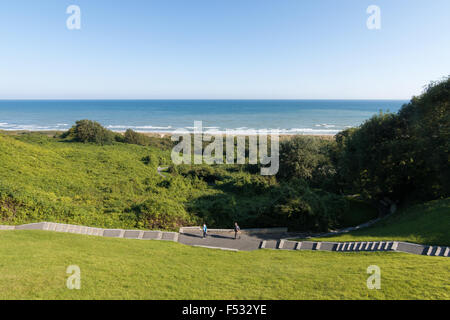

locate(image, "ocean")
[[0, 100, 407, 135]]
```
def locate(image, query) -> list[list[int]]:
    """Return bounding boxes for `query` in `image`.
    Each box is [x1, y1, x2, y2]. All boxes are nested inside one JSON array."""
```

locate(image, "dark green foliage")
[[130, 196, 192, 230], [123, 129, 174, 150], [398, 78, 450, 199], [334, 77, 450, 202], [279, 137, 326, 180], [172, 164, 227, 184], [278, 136, 337, 189], [64, 119, 116, 145], [260, 180, 349, 231], [18, 83, 450, 233], [124, 129, 151, 146], [0, 127, 380, 232], [141, 154, 158, 166], [334, 114, 409, 199], [187, 175, 355, 232], [2, 78, 446, 233]]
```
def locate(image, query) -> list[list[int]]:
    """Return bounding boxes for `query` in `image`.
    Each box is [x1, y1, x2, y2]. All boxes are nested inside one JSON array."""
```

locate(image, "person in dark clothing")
[[202, 223, 207, 238], [234, 222, 240, 239]]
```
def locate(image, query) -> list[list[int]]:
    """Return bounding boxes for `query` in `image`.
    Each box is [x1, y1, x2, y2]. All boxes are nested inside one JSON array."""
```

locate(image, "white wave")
[[107, 125, 172, 130], [315, 123, 336, 128], [108, 125, 338, 135], [0, 124, 54, 131], [0, 122, 338, 135], [188, 127, 338, 135]]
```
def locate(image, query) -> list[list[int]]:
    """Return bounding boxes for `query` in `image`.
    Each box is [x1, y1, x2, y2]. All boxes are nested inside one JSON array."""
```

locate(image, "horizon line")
[[0, 98, 410, 101]]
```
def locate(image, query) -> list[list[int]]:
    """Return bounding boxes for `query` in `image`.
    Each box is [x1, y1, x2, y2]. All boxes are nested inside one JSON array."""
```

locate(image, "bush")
[[278, 136, 336, 188], [265, 180, 348, 232], [174, 164, 226, 184], [141, 154, 158, 166], [132, 196, 192, 231], [123, 129, 151, 146], [65, 120, 115, 145]]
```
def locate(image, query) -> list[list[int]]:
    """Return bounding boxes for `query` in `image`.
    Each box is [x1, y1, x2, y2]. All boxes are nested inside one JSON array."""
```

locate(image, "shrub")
[[175, 164, 226, 184], [278, 136, 336, 187], [123, 129, 151, 146], [65, 120, 115, 145], [132, 196, 192, 231], [141, 154, 158, 166], [266, 181, 347, 232]]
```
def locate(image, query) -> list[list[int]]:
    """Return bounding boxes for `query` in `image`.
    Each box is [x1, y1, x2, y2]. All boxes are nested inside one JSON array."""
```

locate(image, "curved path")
[[178, 229, 449, 257], [156, 166, 169, 178], [1, 222, 448, 257]]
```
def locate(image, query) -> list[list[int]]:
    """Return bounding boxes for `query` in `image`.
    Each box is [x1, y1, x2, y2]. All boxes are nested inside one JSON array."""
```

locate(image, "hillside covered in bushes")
[[0, 78, 448, 232], [0, 130, 371, 231]]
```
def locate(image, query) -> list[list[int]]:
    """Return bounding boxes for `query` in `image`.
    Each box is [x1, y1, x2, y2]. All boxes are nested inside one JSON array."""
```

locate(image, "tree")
[[123, 129, 151, 146], [335, 77, 450, 202], [65, 120, 115, 145], [277, 136, 336, 187]]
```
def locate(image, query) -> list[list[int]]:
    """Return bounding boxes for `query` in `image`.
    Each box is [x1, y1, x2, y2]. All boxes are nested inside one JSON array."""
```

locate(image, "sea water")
[[0, 100, 406, 135]]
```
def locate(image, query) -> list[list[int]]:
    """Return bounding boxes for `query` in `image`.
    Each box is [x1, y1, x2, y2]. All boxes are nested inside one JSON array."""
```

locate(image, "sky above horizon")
[[0, 0, 449, 99]]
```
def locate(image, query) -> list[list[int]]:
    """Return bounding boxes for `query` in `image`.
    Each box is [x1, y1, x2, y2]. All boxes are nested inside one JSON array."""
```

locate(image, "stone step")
[[444, 247, 450, 257], [260, 240, 266, 249], [434, 247, 442, 256]]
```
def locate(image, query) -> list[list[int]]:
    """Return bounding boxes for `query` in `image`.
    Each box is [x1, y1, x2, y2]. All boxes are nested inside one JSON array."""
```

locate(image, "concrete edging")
[[2, 223, 448, 257], [1, 222, 179, 242], [179, 226, 288, 235], [274, 240, 449, 257]]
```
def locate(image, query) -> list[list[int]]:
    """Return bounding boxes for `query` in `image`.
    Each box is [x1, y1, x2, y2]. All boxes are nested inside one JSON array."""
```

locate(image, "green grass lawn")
[[302, 198, 450, 246], [0, 230, 448, 300]]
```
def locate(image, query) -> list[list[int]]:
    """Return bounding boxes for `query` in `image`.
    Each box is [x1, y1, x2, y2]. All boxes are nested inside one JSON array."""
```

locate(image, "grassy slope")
[[0, 230, 448, 300], [0, 133, 200, 229], [306, 198, 450, 246], [0, 132, 377, 231]]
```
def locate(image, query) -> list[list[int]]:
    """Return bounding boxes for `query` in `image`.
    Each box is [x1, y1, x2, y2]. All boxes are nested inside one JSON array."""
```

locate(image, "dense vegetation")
[[62, 119, 117, 145], [0, 131, 372, 231], [277, 77, 449, 213], [0, 78, 448, 232], [332, 78, 449, 202]]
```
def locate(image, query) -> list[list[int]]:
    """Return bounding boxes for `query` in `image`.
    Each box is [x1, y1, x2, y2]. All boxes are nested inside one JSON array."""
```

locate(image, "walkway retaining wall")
[[269, 239, 449, 257], [179, 226, 288, 234], [2, 223, 448, 257], [1, 222, 179, 242]]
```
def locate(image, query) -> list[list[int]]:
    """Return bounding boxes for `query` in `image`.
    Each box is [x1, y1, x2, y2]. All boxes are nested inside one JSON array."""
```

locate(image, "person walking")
[[234, 222, 240, 240], [202, 223, 207, 238]]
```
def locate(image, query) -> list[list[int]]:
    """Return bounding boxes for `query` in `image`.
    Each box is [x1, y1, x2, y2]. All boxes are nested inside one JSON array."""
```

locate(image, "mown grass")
[[0, 230, 448, 300], [304, 198, 450, 246]]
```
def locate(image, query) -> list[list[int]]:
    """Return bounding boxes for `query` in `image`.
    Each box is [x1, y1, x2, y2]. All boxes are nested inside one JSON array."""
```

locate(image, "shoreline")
[[0, 130, 336, 140]]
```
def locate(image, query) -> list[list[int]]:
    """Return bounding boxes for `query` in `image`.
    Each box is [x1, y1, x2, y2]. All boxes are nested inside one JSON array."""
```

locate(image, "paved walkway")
[[1, 222, 448, 257], [178, 230, 288, 251], [178, 230, 450, 257]]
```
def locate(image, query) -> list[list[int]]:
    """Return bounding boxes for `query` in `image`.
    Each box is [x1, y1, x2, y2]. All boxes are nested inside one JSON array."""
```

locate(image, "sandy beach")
[[1, 129, 336, 141]]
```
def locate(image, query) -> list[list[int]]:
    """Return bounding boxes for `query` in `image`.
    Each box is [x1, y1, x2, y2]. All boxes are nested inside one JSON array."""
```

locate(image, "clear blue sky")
[[0, 0, 449, 99]]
